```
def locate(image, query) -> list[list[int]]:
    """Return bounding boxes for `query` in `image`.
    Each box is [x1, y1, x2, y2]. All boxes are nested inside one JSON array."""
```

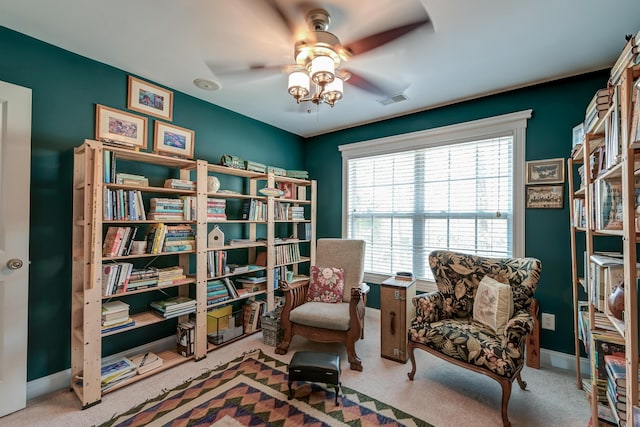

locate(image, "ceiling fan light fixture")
[[310, 55, 335, 85], [322, 77, 343, 107], [288, 71, 310, 101], [193, 78, 220, 91]]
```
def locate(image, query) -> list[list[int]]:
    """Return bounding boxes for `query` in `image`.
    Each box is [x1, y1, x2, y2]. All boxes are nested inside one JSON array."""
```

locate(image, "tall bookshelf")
[[71, 140, 316, 408], [569, 54, 640, 425]]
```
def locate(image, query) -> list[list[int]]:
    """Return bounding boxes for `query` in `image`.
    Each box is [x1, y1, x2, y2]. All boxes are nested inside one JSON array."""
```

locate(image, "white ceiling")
[[1, 0, 639, 137]]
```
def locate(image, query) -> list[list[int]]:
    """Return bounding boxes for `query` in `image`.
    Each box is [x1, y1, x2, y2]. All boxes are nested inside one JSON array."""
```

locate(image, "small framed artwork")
[[153, 121, 194, 159], [127, 76, 173, 121], [95, 104, 148, 149], [526, 185, 564, 209], [525, 158, 565, 185]]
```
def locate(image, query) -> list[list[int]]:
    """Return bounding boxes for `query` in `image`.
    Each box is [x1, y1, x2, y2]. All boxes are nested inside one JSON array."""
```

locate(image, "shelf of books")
[[569, 34, 640, 426]]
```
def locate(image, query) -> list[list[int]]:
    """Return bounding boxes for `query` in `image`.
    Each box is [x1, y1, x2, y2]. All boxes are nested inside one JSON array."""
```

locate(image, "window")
[[339, 110, 531, 284]]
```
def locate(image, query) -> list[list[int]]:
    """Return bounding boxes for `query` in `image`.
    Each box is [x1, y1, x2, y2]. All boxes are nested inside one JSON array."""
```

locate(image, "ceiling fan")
[[274, 2, 430, 107], [212, 1, 430, 108]]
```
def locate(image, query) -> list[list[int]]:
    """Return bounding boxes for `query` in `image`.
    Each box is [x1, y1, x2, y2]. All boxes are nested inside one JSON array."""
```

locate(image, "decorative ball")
[[207, 176, 220, 193], [608, 283, 625, 321]]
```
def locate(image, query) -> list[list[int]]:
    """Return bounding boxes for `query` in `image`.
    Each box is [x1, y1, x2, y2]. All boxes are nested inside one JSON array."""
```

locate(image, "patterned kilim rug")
[[98, 349, 432, 427]]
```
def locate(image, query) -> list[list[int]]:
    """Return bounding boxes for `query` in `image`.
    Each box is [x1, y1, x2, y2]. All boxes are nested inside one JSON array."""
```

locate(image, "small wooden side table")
[[380, 277, 416, 363]]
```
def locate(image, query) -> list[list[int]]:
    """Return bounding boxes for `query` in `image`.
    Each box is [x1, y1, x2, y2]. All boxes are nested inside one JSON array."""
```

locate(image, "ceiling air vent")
[[378, 94, 408, 106]]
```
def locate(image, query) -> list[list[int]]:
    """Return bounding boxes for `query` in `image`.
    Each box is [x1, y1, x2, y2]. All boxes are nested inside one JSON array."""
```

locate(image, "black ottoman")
[[288, 351, 341, 405]]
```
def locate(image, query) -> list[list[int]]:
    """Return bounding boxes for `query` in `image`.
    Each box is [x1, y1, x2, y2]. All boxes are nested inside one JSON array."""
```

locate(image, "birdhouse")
[[208, 225, 224, 248]]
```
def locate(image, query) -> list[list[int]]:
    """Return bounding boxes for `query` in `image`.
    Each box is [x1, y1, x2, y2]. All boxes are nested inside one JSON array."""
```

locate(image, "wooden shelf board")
[[274, 219, 311, 223], [101, 310, 171, 337], [209, 192, 266, 200], [572, 144, 585, 162], [102, 249, 196, 261], [92, 141, 197, 169], [596, 162, 623, 181], [207, 219, 267, 224], [275, 198, 311, 204], [102, 277, 196, 299], [207, 268, 267, 281], [207, 242, 267, 251], [205, 290, 268, 310], [593, 229, 624, 237], [206, 163, 265, 178], [605, 313, 626, 339], [103, 220, 196, 224], [206, 329, 263, 352], [275, 256, 310, 268], [105, 183, 196, 195]]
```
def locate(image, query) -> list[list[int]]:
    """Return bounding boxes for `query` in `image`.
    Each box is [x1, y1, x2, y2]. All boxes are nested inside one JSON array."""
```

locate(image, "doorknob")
[[6, 258, 23, 270]]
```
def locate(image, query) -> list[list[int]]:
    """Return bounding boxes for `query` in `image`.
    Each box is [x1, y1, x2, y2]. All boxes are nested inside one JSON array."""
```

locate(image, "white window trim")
[[339, 109, 532, 285]]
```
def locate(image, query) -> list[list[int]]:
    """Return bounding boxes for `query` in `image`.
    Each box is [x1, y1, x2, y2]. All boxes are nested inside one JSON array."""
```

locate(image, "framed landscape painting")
[[95, 104, 147, 149], [525, 158, 565, 184], [127, 76, 173, 121], [153, 121, 194, 159], [526, 185, 564, 209]]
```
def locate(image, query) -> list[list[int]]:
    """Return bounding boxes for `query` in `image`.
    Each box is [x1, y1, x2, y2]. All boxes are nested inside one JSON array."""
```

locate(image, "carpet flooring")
[[99, 349, 432, 427]]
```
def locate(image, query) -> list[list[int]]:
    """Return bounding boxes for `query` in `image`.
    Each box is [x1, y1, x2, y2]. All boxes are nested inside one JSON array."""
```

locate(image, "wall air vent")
[[378, 94, 408, 106]]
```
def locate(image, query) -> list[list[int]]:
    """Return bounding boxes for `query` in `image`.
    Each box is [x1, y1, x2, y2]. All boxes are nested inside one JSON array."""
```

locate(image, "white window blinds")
[[346, 137, 513, 281]]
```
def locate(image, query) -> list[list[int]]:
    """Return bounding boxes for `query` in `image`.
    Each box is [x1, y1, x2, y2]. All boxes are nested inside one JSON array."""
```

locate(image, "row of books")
[[164, 178, 195, 191], [241, 199, 267, 221], [148, 197, 187, 221], [102, 262, 134, 296], [103, 226, 140, 258], [145, 223, 195, 254], [104, 188, 147, 221], [274, 202, 305, 220], [605, 354, 640, 424], [99, 351, 164, 392], [275, 243, 301, 265], [206, 279, 234, 306]]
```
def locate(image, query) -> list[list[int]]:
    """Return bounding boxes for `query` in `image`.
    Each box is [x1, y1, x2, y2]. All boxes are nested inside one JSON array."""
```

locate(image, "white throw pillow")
[[473, 276, 514, 334]]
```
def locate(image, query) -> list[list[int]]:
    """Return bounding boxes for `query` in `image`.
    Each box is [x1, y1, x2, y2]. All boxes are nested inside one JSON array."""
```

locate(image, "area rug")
[[98, 349, 432, 427]]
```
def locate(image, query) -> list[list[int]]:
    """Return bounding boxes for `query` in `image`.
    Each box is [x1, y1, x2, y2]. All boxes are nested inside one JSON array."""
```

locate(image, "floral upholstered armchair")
[[407, 250, 542, 427]]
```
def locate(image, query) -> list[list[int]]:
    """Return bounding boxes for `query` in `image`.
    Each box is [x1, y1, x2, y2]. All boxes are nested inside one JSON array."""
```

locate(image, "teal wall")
[[0, 26, 305, 381], [0, 24, 613, 382], [305, 71, 610, 355]]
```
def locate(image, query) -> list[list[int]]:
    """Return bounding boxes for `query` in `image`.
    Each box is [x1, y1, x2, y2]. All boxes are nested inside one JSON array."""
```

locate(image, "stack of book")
[[605, 354, 640, 424], [164, 178, 195, 191], [206, 280, 232, 306], [241, 199, 267, 221], [129, 351, 163, 375], [207, 198, 227, 220], [584, 88, 610, 133], [116, 173, 149, 187], [101, 262, 134, 295], [126, 267, 159, 291], [236, 276, 267, 293], [101, 301, 134, 334], [148, 198, 185, 221], [156, 266, 187, 286], [163, 224, 195, 252], [100, 356, 137, 391], [150, 296, 196, 319]]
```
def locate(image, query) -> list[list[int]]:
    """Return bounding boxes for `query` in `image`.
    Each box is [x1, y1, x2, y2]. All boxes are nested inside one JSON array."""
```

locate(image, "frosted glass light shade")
[[288, 71, 310, 99], [322, 77, 343, 106], [310, 55, 335, 85]]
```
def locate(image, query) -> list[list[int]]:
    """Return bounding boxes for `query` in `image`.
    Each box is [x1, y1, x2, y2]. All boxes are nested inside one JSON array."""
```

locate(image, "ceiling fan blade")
[[343, 69, 406, 97], [264, 0, 296, 36], [343, 18, 429, 57]]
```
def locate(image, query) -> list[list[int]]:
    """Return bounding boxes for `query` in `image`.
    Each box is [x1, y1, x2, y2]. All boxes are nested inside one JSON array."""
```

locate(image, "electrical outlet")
[[541, 313, 555, 331]]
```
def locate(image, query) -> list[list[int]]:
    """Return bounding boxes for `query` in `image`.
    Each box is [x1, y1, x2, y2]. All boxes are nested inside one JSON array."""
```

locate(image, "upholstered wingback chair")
[[275, 239, 368, 371], [407, 250, 542, 427]]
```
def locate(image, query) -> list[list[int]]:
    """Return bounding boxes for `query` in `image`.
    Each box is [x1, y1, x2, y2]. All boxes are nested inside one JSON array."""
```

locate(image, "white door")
[[0, 80, 32, 416]]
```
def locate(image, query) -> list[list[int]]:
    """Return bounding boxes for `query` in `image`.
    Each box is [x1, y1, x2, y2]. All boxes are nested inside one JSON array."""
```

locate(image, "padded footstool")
[[288, 351, 341, 405]]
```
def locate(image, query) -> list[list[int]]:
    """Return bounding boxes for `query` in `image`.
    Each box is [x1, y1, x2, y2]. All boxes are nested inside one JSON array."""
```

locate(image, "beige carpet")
[[0, 309, 590, 427]]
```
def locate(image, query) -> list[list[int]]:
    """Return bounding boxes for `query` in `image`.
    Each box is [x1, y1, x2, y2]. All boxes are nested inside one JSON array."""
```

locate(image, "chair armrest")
[[279, 278, 310, 315], [502, 309, 534, 349], [412, 291, 445, 323]]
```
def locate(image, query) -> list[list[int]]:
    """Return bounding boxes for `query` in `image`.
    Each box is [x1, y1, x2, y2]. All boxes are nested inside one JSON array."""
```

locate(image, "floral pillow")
[[473, 275, 514, 334], [306, 266, 345, 303]]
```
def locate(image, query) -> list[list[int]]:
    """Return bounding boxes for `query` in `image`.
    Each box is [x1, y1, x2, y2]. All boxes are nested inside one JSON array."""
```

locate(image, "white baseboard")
[[27, 336, 176, 401], [27, 339, 589, 401]]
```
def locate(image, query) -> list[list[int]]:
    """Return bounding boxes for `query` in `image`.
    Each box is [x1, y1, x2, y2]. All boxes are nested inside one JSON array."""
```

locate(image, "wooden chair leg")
[[498, 378, 513, 427], [407, 342, 417, 381], [516, 372, 527, 390], [345, 336, 362, 371]]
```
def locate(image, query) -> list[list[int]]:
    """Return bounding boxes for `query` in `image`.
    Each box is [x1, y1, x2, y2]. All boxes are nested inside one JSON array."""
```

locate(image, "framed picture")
[[525, 158, 565, 184], [153, 121, 194, 159], [526, 185, 564, 209], [127, 76, 173, 121], [95, 104, 148, 149]]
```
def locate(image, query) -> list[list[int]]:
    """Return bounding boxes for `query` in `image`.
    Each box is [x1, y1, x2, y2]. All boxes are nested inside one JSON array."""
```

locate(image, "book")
[[605, 354, 640, 387], [129, 351, 163, 374], [101, 319, 135, 334], [100, 357, 136, 385], [102, 300, 129, 315], [150, 296, 196, 313]]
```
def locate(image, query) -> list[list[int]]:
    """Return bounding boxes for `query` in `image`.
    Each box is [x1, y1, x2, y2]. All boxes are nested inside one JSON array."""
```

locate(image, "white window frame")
[[339, 109, 532, 288]]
